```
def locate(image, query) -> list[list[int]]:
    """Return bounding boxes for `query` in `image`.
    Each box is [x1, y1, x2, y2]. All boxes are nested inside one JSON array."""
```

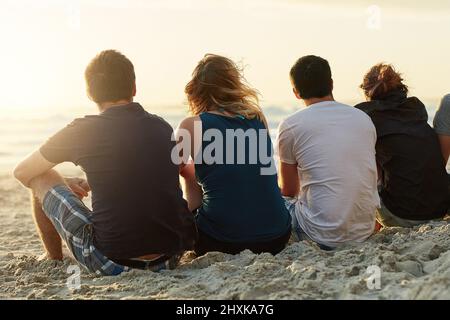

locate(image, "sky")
[[0, 0, 449, 114]]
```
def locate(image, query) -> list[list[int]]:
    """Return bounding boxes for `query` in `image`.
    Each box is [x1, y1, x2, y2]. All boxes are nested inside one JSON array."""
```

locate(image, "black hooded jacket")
[[355, 91, 448, 220]]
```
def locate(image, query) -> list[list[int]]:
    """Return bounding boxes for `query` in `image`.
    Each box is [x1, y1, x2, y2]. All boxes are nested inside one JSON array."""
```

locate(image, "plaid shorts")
[[42, 185, 179, 276]]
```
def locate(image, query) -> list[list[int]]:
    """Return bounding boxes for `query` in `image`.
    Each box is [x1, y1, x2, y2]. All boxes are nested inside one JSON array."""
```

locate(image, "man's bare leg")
[[31, 193, 63, 260], [29, 169, 66, 261]]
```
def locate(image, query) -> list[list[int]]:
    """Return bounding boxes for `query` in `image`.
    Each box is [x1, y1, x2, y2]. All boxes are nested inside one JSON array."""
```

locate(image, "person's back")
[[14, 50, 197, 276], [279, 101, 379, 245], [178, 54, 291, 256], [195, 112, 291, 243], [50, 103, 197, 259], [277, 55, 379, 249], [356, 64, 448, 225]]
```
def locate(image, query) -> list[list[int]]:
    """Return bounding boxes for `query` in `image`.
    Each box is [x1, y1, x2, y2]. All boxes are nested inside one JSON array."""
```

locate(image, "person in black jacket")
[[355, 63, 448, 227]]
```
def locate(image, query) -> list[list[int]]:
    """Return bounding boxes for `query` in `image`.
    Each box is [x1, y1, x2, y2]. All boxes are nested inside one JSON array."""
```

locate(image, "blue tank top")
[[195, 112, 291, 243]]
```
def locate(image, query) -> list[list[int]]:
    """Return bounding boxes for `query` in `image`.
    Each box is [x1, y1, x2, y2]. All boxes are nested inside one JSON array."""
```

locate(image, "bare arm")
[[437, 134, 450, 166], [179, 162, 203, 212], [176, 116, 203, 211], [278, 160, 300, 197], [13, 150, 57, 187], [13, 149, 91, 199]]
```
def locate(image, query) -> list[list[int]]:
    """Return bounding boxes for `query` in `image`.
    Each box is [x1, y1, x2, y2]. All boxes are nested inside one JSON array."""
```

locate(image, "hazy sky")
[[1, 0, 449, 112]]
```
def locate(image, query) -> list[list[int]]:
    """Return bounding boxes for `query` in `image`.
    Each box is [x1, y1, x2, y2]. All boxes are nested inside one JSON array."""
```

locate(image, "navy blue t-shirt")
[[40, 103, 197, 259], [195, 112, 291, 243]]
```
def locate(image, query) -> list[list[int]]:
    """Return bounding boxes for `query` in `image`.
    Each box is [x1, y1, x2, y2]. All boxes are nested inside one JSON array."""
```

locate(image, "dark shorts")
[[194, 228, 291, 256], [43, 185, 180, 276]]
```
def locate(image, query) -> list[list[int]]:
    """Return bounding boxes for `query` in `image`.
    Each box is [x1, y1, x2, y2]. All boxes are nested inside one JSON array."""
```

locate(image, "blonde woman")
[[176, 54, 291, 256]]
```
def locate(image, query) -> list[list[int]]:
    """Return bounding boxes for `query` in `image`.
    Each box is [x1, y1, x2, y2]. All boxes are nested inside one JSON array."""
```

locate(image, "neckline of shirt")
[[308, 100, 340, 108]]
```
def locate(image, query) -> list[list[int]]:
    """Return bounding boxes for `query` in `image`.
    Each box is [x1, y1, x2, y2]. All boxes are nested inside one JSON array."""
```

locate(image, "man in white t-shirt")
[[276, 55, 380, 250]]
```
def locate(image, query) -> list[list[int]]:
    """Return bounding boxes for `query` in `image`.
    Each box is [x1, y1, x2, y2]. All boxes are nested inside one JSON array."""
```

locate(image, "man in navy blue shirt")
[[14, 50, 197, 275]]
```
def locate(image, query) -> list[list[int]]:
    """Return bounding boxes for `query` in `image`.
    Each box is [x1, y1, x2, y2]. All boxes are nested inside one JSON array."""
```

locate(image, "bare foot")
[[37, 252, 63, 262]]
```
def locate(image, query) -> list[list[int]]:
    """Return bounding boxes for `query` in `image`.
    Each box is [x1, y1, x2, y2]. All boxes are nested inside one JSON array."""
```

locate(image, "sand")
[[1, 173, 450, 300]]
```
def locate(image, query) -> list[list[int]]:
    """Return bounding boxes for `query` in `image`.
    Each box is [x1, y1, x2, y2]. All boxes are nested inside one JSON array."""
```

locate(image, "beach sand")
[[1, 173, 449, 300]]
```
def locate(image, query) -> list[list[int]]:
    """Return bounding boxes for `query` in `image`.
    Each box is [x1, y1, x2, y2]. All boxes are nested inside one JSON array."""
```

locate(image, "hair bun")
[[361, 63, 408, 100], [378, 65, 402, 88]]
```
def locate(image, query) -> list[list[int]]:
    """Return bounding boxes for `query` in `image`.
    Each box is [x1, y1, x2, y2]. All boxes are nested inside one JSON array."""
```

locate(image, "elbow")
[[13, 165, 23, 181], [280, 187, 297, 198], [13, 165, 29, 186], [280, 181, 300, 198]]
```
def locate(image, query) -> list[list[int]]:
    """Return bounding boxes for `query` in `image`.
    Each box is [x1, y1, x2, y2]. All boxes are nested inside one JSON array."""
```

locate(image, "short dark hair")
[[290, 55, 332, 99], [85, 50, 135, 104]]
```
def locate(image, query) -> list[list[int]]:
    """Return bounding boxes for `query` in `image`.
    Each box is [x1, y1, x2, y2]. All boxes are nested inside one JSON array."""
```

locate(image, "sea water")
[[0, 101, 442, 174]]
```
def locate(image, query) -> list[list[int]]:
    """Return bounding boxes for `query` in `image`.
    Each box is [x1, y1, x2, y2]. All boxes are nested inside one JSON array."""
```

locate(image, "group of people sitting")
[[13, 50, 450, 276]]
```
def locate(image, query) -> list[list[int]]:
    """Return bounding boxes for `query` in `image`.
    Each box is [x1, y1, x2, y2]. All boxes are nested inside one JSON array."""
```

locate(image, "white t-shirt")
[[277, 101, 380, 247]]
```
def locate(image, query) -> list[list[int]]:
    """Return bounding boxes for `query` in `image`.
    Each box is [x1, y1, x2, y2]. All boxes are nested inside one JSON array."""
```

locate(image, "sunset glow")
[[0, 0, 449, 111]]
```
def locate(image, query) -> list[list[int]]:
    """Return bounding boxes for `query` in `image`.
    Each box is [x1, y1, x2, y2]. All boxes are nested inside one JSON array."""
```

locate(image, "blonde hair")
[[185, 54, 268, 128]]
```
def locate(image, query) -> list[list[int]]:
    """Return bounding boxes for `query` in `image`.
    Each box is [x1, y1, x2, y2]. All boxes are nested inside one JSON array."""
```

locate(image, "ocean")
[[0, 100, 443, 174]]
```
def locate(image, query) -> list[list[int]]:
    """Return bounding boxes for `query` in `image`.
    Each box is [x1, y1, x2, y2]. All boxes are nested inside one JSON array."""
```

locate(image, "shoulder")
[[67, 113, 116, 129], [440, 94, 450, 108], [335, 102, 376, 133], [354, 101, 373, 113], [62, 116, 97, 132], [436, 95, 450, 120], [339, 102, 374, 121], [178, 115, 201, 130], [177, 116, 201, 137], [279, 108, 307, 130], [277, 110, 310, 145], [134, 111, 175, 135], [354, 108, 376, 129], [144, 111, 170, 125]]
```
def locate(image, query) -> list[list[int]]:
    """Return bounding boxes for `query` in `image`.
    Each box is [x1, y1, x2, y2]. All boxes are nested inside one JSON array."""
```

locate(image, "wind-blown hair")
[[185, 54, 267, 128]]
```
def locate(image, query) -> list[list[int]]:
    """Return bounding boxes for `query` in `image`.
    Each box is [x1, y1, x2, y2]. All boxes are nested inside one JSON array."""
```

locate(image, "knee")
[[29, 170, 65, 202]]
